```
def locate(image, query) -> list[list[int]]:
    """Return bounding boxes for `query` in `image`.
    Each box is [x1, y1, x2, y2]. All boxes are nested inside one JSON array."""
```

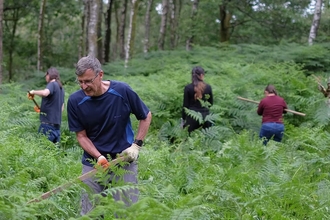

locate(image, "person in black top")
[[27, 67, 65, 143], [182, 66, 213, 133]]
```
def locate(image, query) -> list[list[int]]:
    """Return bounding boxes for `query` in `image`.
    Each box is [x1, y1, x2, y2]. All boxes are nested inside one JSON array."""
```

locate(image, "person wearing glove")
[[67, 55, 152, 215], [120, 143, 141, 162], [33, 106, 40, 113], [96, 155, 109, 168], [27, 92, 34, 100], [28, 68, 65, 144]]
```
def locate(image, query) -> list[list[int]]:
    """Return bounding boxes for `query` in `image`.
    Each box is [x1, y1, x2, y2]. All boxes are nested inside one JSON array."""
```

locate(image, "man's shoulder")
[[111, 80, 131, 89], [68, 90, 84, 100]]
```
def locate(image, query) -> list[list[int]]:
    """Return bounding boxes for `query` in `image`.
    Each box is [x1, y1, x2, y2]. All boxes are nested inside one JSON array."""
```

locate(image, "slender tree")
[[158, 0, 168, 50], [0, 0, 3, 84], [219, 2, 232, 42], [125, 0, 139, 67], [37, 0, 47, 71], [308, 0, 323, 45], [7, 8, 19, 81], [143, 0, 153, 53], [88, 0, 100, 57], [97, 0, 103, 62], [169, 0, 176, 49], [81, 0, 90, 57], [119, 0, 128, 59], [185, 0, 199, 51], [104, 0, 113, 63]]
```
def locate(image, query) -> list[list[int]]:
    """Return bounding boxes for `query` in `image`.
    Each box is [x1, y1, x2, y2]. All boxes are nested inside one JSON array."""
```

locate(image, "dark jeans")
[[38, 123, 61, 143], [259, 122, 284, 145]]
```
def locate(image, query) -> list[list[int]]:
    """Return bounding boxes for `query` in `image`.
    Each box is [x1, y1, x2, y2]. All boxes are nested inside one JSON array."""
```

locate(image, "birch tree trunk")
[[125, 0, 139, 68], [104, 0, 113, 63], [158, 0, 168, 50], [119, 0, 128, 59], [88, 0, 99, 57], [308, 0, 323, 45], [37, 0, 47, 71], [186, 0, 199, 51], [0, 0, 3, 85], [143, 0, 153, 53]]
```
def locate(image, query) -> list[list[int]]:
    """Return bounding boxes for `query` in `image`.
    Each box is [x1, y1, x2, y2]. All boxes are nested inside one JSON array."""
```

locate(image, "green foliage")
[[1, 44, 330, 219]]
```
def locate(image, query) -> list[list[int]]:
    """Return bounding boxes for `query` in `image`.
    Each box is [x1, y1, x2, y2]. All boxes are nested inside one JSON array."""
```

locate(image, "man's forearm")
[[135, 111, 152, 140]]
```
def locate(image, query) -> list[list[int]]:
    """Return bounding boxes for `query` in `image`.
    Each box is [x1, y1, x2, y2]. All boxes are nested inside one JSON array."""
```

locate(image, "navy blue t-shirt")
[[40, 81, 65, 125], [67, 80, 149, 166]]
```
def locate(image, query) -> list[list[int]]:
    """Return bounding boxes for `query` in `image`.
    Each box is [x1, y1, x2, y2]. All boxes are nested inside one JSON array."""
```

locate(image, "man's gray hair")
[[75, 55, 102, 76]]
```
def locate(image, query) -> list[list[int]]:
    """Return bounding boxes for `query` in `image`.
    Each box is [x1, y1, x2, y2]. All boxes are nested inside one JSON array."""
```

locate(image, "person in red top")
[[257, 84, 287, 145]]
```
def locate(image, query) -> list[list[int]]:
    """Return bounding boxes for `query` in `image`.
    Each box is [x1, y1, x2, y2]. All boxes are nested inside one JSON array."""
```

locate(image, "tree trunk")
[[97, 0, 103, 62], [169, 0, 175, 49], [119, 0, 128, 59], [125, 0, 139, 68], [143, 0, 153, 53], [104, 0, 113, 63], [185, 0, 199, 51], [175, 0, 183, 49], [8, 9, 19, 81], [158, 0, 168, 50], [0, 0, 3, 85], [308, 0, 322, 45], [88, 0, 99, 57], [114, 1, 120, 59], [219, 3, 231, 43], [37, 0, 47, 71]]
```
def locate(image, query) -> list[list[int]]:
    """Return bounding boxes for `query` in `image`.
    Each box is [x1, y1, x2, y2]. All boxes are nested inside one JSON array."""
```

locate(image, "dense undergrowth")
[[1, 43, 330, 219]]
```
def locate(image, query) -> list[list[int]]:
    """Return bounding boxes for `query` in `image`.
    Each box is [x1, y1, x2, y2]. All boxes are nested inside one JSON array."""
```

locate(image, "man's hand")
[[96, 155, 109, 168], [27, 91, 35, 100], [120, 143, 140, 162], [34, 106, 40, 113]]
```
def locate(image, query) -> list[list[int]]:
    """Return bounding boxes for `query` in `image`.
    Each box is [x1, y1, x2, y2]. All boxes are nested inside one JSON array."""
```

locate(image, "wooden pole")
[[28, 157, 126, 204], [237, 96, 306, 116]]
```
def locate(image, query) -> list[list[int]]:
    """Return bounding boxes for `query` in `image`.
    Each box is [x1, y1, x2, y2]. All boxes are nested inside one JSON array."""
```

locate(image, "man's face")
[[77, 69, 102, 96]]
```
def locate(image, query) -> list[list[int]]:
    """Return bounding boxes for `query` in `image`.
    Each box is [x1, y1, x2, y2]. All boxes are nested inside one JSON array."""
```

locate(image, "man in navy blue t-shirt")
[[67, 55, 152, 215]]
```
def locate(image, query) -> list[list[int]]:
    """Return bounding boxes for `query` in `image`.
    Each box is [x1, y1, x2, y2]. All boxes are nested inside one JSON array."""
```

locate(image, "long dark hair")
[[47, 67, 63, 89], [191, 66, 206, 100], [265, 84, 277, 95]]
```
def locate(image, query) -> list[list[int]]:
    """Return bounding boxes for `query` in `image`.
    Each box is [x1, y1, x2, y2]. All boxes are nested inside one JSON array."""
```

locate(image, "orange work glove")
[[27, 92, 34, 100], [96, 155, 109, 169], [34, 106, 40, 113]]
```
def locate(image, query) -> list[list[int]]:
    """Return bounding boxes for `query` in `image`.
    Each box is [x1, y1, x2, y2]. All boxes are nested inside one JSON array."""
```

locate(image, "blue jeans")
[[259, 122, 284, 145], [38, 123, 61, 143]]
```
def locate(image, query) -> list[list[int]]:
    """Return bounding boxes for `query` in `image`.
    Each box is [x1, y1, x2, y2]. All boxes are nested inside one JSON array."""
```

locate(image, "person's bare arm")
[[76, 130, 102, 159], [135, 111, 152, 141], [30, 89, 50, 97]]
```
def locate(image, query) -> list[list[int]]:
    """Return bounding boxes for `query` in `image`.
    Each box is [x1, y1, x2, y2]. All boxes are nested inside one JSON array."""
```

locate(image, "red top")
[[257, 95, 287, 124]]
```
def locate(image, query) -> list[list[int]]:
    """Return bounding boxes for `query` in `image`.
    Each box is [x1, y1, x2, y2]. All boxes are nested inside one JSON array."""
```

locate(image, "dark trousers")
[[80, 162, 138, 215], [184, 112, 212, 133]]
